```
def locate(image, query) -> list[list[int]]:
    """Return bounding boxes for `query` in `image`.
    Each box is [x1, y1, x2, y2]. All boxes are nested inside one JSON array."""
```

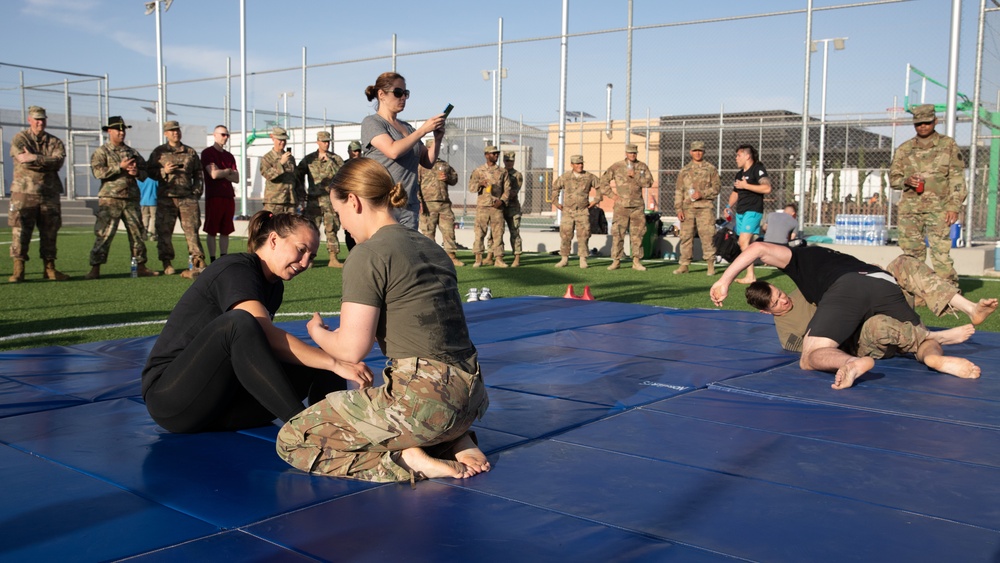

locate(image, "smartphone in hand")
[[442, 104, 454, 118]]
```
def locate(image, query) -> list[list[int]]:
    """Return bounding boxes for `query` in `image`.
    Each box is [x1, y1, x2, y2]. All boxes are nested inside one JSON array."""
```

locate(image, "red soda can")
[[915, 178, 924, 194]]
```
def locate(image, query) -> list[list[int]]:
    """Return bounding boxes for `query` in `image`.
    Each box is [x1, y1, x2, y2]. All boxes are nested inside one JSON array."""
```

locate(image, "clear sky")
[[0, 0, 994, 130]]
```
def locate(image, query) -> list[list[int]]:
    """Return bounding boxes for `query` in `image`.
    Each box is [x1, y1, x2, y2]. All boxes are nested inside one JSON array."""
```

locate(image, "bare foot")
[[832, 356, 875, 390], [928, 324, 975, 346], [970, 298, 998, 326], [922, 354, 981, 379], [398, 447, 469, 479], [450, 433, 491, 476], [735, 277, 756, 285]]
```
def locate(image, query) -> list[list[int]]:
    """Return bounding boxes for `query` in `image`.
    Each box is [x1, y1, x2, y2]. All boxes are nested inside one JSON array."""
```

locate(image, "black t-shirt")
[[781, 246, 885, 305], [142, 253, 283, 395], [734, 161, 769, 214]]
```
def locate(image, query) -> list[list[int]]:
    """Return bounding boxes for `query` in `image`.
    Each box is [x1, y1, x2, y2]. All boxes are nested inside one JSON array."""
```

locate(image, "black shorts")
[[806, 273, 921, 346]]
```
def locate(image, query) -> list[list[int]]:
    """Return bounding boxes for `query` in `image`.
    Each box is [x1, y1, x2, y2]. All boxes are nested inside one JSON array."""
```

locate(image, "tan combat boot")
[[493, 256, 509, 268], [607, 259, 620, 271], [137, 264, 160, 277], [579, 255, 588, 269], [473, 253, 483, 268], [9, 259, 25, 283], [447, 252, 465, 267], [632, 257, 646, 271], [673, 265, 689, 275], [84, 265, 101, 280], [328, 254, 343, 268], [484, 251, 493, 263], [706, 261, 716, 276], [554, 256, 569, 268], [162, 260, 176, 276], [511, 254, 521, 268], [43, 260, 70, 281]]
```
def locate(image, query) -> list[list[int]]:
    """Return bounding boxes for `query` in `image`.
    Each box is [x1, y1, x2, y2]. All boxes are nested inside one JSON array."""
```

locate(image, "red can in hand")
[[915, 178, 925, 194]]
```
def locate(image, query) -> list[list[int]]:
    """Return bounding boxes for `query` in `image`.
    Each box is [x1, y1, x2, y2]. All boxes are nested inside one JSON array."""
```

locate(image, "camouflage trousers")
[[854, 314, 928, 359], [472, 206, 505, 257], [885, 254, 959, 317], [420, 200, 459, 253], [559, 207, 591, 257], [89, 197, 148, 266], [303, 194, 340, 255], [276, 357, 489, 482], [678, 206, 716, 265], [263, 202, 296, 215], [897, 210, 957, 285], [610, 206, 646, 260], [487, 203, 522, 256], [156, 197, 204, 263], [7, 192, 61, 262], [141, 205, 156, 240]]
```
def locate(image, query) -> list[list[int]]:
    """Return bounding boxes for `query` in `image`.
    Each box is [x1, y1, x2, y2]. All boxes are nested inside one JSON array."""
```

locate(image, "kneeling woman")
[[277, 158, 490, 482], [142, 211, 373, 433]]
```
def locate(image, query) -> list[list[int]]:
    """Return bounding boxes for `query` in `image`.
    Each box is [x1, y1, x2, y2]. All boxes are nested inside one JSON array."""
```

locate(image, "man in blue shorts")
[[727, 144, 771, 284]]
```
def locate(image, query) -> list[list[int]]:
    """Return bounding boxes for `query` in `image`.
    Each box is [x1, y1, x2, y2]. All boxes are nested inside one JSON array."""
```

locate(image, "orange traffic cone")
[[581, 285, 595, 301], [563, 284, 580, 299]]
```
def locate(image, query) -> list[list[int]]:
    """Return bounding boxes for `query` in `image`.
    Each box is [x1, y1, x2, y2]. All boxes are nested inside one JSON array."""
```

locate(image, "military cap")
[[503, 151, 515, 161], [270, 126, 289, 140], [625, 144, 638, 153], [316, 131, 332, 141], [102, 116, 131, 131], [484, 145, 500, 154], [28, 106, 47, 119], [570, 155, 584, 164], [163, 120, 180, 132], [911, 104, 937, 124], [690, 141, 705, 151], [348, 140, 362, 151]]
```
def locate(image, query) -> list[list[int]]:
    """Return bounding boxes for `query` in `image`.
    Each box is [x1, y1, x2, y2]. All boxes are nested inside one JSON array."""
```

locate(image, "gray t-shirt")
[[341, 223, 477, 373], [360, 114, 422, 229], [763, 211, 798, 244]]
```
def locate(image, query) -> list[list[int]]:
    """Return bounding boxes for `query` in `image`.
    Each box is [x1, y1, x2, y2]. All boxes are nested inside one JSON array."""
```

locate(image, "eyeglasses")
[[218, 132, 230, 137], [385, 87, 410, 99]]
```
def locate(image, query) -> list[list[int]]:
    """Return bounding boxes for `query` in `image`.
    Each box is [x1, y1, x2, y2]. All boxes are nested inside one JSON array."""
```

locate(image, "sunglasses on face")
[[385, 87, 410, 99], [218, 132, 230, 137]]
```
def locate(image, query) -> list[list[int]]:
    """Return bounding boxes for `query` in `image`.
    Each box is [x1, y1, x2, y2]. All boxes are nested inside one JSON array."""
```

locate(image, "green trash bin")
[[641, 211, 662, 259]]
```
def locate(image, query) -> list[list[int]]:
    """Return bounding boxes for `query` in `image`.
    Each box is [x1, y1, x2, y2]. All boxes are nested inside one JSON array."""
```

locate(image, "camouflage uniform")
[[276, 357, 489, 482], [89, 142, 150, 266], [552, 169, 600, 257], [260, 148, 301, 214], [8, 127, 65, 263], [418, 159, 460, 252], [148, 142, 205, 264], [889, 128, 966, 285], [297, 150, 345, 256], [602, 157, 653, 260], [674, 159, 720, 266], [469, 162, 511, 258], [495, 162, 523, 257]]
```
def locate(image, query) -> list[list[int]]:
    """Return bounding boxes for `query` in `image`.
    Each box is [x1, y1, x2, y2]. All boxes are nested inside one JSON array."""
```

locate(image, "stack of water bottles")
[[834, 214, 887, 246]]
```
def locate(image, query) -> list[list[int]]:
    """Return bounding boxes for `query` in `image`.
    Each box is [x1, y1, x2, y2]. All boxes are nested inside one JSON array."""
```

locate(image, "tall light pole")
[[481, 69, 506, 147], [279, 91, 294, 130], [144, 0, 173, 136], [812, 37, 847, 225]]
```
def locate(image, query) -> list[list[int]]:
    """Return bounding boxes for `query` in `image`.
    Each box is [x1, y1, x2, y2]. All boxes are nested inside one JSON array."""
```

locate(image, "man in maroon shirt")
[[201, 125, 239, 262]]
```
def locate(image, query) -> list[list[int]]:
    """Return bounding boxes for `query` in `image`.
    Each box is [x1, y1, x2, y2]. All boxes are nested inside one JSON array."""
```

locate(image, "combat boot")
[[493, 256, 508, 268], [673, 265, 689, 275], [43, 260, 70, 281], [632, 257, 647, 271], [192, 256, 206, 269], [9, 259, 25, 283], [607, 259, 620, 271], [579, 255, 588, 269], [136, 264, 160, 277], [328, 254, 343, 268], [706, 262, 716, 276], [84, 265, 101, 280], [473, 253, 483, 268], [447, 252, 465, 267], [554, 256, 569, 268], [511, 254, 521, 268], [162, 260, 176, 276], [484, 251, 493, 263]]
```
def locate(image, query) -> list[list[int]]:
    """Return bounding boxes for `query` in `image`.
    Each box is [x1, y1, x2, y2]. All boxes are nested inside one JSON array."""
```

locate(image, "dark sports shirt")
[[781, 246, 885, 305], [734, 161, 769, 214]]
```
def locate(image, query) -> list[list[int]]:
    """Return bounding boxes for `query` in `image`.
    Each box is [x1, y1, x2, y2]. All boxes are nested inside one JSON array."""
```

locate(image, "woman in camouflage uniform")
[[277, 158, 490, 482]]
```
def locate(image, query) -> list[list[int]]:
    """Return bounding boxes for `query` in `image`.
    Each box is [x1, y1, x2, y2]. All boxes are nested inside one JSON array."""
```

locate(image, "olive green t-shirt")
[[342, 224, 477, 373], [772, 289, 815, 353]]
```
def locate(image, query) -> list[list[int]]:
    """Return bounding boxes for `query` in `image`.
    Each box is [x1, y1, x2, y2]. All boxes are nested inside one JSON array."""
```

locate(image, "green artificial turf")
[[2, 226, 998, 351]]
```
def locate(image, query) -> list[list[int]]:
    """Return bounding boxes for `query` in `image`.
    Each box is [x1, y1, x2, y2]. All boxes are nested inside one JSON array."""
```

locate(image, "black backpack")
[[712, 227, 742, 263]]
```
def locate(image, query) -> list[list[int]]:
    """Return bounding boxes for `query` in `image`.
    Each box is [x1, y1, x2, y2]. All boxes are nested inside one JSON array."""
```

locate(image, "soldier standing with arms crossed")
[[469, 145, 511, 268], [149, 121, 205, 276], [201, 125, 239, 263], [8, 106, 69, 282], [889, 104, 966, 287], [260, 126, 301, 215], [673, 141, 720, 275], [500, 151, 524, 267], [85, 116, 158, 279], [553, 155, 601, 269], [418, 139, 463, 266], [297, 131, 345, 268], [603, 143, 653, 271]]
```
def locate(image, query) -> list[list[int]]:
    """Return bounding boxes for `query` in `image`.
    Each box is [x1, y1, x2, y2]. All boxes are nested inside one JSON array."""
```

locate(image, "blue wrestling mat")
[[2, 296, 999, 561]]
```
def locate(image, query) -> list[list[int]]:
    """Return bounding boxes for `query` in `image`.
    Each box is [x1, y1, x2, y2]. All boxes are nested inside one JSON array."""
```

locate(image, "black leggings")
[[144, 309, 345, 433]]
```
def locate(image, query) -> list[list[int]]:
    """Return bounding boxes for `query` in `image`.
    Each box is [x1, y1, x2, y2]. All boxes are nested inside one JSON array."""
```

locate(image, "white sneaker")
[[479, 287, 492, 300], [466, 288, 479, 302]]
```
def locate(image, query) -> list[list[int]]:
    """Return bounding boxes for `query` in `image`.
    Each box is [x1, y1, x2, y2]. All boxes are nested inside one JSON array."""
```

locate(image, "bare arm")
[[307, 302, 380, 364], [710, 242, 792, 306], [369, 114, 446, 161]]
